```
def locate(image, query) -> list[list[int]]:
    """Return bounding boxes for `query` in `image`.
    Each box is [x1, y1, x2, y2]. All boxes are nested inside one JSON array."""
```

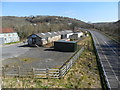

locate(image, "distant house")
[[27, 30, 73, 46], [69, 32, 84, 40], [0, 28, 20, 44]]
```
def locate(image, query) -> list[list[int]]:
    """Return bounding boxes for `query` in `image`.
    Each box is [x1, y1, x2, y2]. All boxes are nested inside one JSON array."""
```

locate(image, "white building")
[[69, 32, 84, 40], [27, 30, 73, 46], [75, 32, 84, 38], [0, 28, 20, 44], [66, 33, 73, 38]]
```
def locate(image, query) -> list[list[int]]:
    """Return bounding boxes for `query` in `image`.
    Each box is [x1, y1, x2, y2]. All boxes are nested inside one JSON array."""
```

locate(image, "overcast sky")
[[2, 2, 118, 23]]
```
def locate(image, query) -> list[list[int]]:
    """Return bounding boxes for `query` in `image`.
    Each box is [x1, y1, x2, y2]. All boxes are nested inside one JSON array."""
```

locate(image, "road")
[[88, 30, 119, 89], [1, 42, 30, 60]]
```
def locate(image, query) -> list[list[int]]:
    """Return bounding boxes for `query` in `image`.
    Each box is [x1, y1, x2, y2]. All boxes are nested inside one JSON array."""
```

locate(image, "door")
[[32, 38, 36, 44]]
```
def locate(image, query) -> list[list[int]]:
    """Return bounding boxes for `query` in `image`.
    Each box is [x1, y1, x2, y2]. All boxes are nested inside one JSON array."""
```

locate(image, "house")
[[0, 28, 20, 44], [27, 30, 73, 46]]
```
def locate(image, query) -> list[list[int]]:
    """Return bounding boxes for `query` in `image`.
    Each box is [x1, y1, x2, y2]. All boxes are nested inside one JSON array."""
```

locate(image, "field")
[[2, 35, 101, 88]]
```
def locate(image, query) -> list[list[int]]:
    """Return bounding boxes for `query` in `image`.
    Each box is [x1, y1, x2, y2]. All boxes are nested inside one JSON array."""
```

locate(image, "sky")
[[1, 2, 118, 23]]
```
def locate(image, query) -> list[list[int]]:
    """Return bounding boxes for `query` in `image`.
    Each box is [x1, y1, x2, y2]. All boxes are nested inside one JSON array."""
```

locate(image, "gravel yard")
[[2, 42, 30, 60], [2, 45, 74, 74]]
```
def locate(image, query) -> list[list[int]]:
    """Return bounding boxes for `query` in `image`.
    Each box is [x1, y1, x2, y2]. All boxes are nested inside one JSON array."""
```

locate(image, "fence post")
[[77, 52, 79, 60], [32, 68, 35, 78], [84, 42, 86, 49], [2, 67, 5, 78], [66, 64, 67, 73], [18, 66, 20, 77], [59, 68, 62, 79], [71, 59, 73, 67], [46, 68, 49, 78]]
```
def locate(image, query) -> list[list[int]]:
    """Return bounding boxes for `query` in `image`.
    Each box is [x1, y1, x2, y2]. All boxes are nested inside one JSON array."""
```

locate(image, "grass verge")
[[5, 41, 21, 45]]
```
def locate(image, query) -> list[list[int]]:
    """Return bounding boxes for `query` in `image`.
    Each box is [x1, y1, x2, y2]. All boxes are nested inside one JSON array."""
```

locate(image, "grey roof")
[[34, 30, 73, 39]]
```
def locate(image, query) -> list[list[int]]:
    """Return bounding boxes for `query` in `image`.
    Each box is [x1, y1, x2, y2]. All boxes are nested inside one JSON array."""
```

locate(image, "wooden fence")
[[2, 47, 84, 79]]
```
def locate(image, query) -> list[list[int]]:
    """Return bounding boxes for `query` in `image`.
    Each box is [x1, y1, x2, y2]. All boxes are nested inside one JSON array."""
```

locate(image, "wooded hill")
[[2, 16, 119, 41], [2, 16, 93, 40], [93, 20, 120, 41]]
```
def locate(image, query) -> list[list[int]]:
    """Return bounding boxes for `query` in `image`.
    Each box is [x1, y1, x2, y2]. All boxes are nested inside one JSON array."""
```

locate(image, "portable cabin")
[[54, 40, 77, 52]]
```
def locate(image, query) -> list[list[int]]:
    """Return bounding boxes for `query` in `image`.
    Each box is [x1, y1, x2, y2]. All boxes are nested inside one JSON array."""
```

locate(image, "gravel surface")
[[2, 46, 74, 74], [2, 43, 30, 60]]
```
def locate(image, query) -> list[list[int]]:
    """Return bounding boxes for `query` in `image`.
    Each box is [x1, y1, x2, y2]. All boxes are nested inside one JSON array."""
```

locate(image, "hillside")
[[2, 16, 93, 40], [93, 20, 120, 41]]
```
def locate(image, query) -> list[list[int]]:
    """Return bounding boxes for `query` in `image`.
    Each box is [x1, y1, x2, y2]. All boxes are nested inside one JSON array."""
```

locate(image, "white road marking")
[[97, 30, 119, 54], [102, 40, 118, 56], [94, 33, 119, 81], [92, 33, 120, 88], [92, 34, 111, 88]]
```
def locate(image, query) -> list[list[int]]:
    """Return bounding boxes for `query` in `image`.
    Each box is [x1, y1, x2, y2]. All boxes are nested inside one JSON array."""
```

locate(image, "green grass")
[[2, 36, 102, 88], [5, 41, 21, 45]]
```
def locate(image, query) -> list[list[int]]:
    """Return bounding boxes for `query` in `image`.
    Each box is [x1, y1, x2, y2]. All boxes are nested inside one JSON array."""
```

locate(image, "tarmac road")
[[89, 30, 120, 89]]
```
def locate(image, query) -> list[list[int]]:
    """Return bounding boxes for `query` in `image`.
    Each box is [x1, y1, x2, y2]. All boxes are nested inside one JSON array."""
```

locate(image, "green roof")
[[55, 40, 77, 43]]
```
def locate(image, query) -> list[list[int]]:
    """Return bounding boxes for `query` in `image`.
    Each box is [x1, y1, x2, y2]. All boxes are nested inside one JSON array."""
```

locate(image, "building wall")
[[66, 33, 73, 38], [61, 34, 67, 39], [41, 38, 47, 45], [28, 34, 48, 46], [0, 38, 4, 44], [47, 37, 53, 43], [54, 41, 77, 52], [69, 34, 78, 40], [69, 32, 84, 40], [77, 32, 84, 38], [27, 31, 73, 46], [27, 37, 33, 45], [52, 36, 59, 42], [0, 32, 20, 44]]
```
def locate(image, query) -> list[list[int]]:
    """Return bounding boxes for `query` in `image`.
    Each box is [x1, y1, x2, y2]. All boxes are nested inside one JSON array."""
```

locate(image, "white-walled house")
[[0, 28, 20, 44]]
